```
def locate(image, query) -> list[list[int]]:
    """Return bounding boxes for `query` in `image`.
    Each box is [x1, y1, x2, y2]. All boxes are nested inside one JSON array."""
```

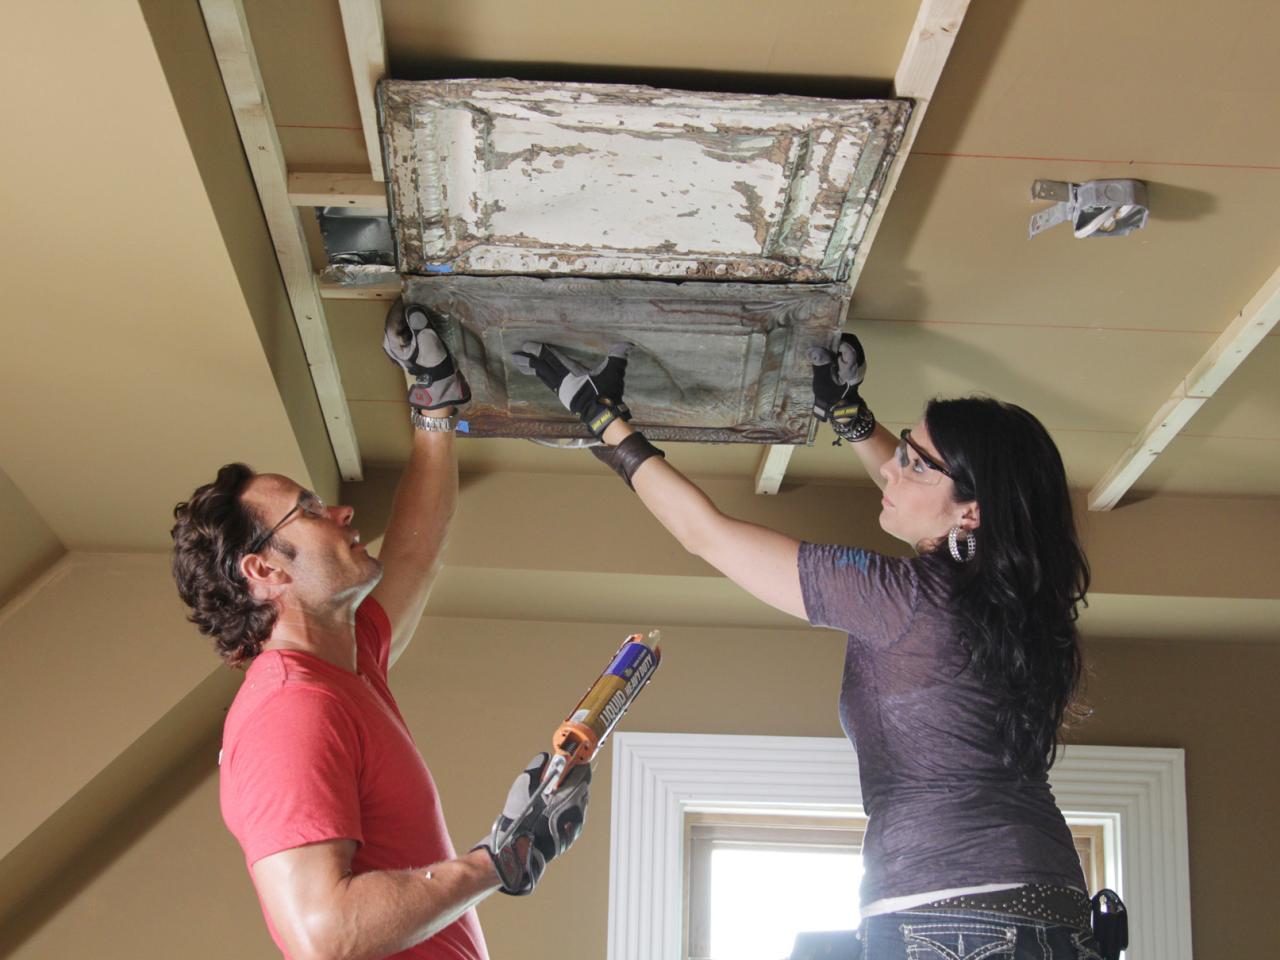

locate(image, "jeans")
[[859, 908, 1106, 960]]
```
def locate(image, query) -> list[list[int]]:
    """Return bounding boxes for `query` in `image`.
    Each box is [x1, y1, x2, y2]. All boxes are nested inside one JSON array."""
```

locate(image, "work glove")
[[807, 333, 866, 422], [474, 752, 591, 896], [511, 342, 632, 438], [382, 297, 471, 411]]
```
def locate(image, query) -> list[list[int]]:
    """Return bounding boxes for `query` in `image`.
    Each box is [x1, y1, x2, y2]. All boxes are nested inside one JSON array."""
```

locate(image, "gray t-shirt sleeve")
[[797, 541, 919, 648]]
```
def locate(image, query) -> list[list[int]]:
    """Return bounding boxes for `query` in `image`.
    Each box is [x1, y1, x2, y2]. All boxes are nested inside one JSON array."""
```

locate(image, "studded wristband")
[[830, 404, 876, 444]]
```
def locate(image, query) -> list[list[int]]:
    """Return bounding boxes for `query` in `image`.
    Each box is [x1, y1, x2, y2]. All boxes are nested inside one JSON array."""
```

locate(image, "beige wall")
[[0, 554, 217, 862], [0, 467, 64, 609], [5, 616, 1276, 958]]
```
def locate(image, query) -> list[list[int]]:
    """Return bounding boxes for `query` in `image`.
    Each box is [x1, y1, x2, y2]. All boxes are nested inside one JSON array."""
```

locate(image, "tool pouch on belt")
[[1090, 889, 1128, 960]]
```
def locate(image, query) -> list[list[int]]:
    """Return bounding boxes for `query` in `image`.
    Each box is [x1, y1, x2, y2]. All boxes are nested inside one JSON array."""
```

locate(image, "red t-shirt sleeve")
[[224, 685, 365, 866]]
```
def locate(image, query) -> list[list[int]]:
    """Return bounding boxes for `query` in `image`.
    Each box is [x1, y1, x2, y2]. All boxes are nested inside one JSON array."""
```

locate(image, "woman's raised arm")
[[603, 420, 807, 619]]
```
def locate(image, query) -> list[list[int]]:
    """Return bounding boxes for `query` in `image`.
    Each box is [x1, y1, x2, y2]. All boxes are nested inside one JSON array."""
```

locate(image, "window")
[[608, 734, 1190, 960], [685, 812, 867, 960]]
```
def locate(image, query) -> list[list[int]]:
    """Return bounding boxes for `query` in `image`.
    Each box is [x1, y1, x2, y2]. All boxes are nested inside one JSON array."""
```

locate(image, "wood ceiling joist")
[[1089, 264, 1280, 511], [318, 280, 400, 301], [336, 0, 388, 182], [199, 0, 363, 481], [753, 445, 796, 497], [287, 172, 387, 212], [754, 0, 971, 494]]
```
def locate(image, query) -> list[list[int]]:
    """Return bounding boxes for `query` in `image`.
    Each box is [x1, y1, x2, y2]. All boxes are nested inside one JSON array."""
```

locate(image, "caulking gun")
[[491, 631, 661, 852]]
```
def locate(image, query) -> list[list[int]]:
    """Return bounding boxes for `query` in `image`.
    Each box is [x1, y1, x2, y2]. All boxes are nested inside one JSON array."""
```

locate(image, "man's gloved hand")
[[807, 332, 866, 422], [474, 752, 591, 896], [382, 297, 471, 411], [511, 342, 632, 437]]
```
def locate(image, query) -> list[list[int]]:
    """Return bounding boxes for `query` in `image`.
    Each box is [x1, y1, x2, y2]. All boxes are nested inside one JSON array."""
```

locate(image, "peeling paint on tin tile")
[[379, 79, 910, 283]]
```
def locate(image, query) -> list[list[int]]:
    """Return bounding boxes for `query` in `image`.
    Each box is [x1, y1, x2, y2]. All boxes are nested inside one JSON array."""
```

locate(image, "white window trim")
[[608, 733, 1191, 960]]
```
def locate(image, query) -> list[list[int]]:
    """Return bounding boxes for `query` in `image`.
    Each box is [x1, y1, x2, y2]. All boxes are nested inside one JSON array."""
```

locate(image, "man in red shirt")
[[171, 301, 589, 960]]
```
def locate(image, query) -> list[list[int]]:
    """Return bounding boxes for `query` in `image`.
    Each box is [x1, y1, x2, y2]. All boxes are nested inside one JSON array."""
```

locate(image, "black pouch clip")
[[1090, 888, 1129, 960]]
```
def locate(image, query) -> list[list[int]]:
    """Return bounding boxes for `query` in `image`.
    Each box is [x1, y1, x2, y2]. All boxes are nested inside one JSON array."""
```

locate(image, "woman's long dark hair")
[[924, 397, 1090, 776]]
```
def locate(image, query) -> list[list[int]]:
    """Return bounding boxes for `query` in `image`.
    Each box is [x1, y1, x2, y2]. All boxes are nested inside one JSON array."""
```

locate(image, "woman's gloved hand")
[[807, 333, 866, 422], [511, 341, 633, 437]]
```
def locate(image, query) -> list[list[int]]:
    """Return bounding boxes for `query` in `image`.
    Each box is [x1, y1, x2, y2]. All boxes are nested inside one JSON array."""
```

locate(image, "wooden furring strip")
[[200, 0, 364, 481], [287, 172, 387, 213], [1089, 264, 1280, 510], [337, 0, 388, 182], [756, 0, 972, 493]]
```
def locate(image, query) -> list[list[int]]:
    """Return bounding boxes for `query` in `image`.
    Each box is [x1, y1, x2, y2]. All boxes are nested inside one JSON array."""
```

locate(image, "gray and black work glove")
[[382, 297, 471, 411], [807, 333, 866, 422], [511, 342, 632, 437], [474, 752, 591, 896]]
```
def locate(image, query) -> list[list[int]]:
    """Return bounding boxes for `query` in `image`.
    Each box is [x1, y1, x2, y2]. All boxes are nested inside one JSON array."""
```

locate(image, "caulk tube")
[[540, 631, 662, 798]]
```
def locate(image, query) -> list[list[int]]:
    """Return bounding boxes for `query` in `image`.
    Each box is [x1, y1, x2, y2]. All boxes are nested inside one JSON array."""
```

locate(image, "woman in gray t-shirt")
[[514, 335, 1107, 959]]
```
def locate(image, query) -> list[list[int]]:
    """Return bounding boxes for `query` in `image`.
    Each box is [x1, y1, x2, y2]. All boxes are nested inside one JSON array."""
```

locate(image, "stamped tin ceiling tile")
[[381, 79, 910, 283], [403, 276, 848, 444]]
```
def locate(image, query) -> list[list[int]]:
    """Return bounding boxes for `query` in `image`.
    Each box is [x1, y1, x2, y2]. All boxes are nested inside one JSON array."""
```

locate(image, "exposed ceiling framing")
[[1089, 263, 1280, 510], [285, 171, 396, 301], [286, 171, 387, 211], [753, 0, 971, 494], [199, 0, 364, 481]]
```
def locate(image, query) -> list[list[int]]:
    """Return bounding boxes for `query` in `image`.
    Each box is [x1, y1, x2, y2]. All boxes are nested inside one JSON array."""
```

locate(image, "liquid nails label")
[[572, 643, 659, 735]]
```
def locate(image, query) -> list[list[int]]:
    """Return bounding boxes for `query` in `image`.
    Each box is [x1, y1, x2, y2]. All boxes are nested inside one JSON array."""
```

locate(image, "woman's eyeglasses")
[[896, 429, 952, 485]]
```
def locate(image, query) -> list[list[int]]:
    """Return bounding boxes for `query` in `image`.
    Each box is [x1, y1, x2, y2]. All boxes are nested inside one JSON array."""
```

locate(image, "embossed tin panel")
[[381, 79, 910, 283], [403, 276, 847, 443]]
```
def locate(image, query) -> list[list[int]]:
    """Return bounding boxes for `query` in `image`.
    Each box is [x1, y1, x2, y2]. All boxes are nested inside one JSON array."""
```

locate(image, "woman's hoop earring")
[[948, 525, 976, 563]]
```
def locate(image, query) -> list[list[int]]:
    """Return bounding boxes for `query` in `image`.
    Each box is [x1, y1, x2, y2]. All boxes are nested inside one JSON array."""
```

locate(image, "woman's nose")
[[334, 505, 355, 525]]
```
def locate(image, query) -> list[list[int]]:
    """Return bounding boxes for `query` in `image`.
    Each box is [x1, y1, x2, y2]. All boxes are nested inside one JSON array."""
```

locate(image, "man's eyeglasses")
[[245, 493, 327, 555], [896, 428, 953, 485]]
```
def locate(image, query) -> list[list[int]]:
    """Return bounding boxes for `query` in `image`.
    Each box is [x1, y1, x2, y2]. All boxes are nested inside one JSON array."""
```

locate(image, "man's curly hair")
[[171, 463, 293, 667]]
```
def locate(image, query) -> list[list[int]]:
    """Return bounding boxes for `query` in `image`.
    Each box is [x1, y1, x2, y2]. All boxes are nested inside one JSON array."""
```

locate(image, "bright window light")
[[709, 847, 862, 960]]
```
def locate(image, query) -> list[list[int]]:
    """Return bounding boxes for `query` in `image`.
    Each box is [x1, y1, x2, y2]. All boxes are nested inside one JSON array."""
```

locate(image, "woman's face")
[[877, 419, 979, 552]]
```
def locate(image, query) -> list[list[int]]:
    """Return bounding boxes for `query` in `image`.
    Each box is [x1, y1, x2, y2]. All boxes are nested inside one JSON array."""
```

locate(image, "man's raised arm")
[[370, 297, 470, 662]]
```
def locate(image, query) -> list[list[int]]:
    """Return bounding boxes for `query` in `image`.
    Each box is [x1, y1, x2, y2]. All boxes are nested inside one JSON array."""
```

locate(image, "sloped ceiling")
[[0, 0, 339, 555]]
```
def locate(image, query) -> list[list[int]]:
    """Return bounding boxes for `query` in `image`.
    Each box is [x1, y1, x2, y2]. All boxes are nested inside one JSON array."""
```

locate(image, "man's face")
[[240, 474, 381, 607]]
